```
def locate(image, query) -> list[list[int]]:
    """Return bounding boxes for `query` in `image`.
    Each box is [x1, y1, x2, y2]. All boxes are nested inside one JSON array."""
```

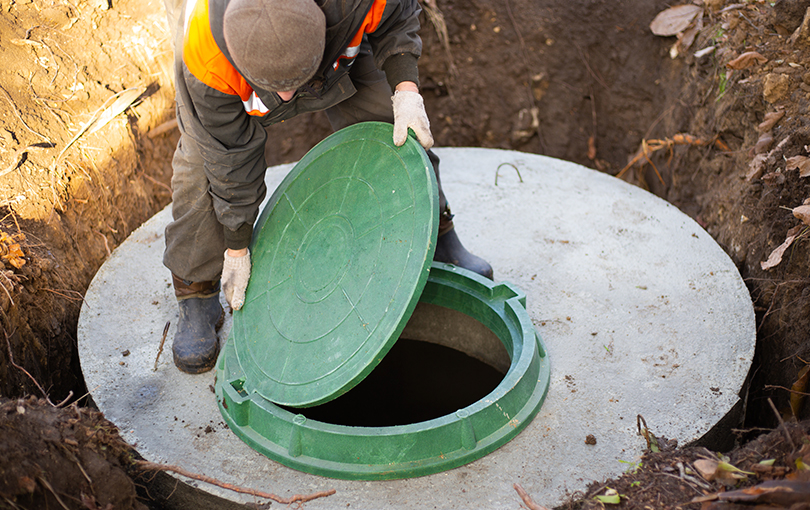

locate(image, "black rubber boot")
[[433, 209, 494, 280], [171, 275, 224, 374]]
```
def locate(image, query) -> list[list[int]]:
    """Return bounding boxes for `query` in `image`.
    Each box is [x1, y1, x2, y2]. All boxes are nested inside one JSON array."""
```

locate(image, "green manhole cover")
[[232, 122, 438, 408]]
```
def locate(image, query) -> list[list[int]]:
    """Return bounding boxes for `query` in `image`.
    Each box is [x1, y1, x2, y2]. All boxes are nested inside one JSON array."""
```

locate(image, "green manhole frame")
[[215, 263, 551, 480]]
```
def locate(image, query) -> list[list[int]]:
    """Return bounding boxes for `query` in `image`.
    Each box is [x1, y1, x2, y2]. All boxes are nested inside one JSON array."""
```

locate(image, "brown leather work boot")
[[433, 208, 494, 280], [171, 275, 224, 374]]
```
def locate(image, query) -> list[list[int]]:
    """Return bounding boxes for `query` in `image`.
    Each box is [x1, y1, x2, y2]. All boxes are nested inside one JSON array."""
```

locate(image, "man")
[[163, 0, 493, 374]]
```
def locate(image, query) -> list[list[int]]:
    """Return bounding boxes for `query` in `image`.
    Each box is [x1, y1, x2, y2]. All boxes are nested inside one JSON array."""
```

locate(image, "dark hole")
[[280, 338, 505, 427]]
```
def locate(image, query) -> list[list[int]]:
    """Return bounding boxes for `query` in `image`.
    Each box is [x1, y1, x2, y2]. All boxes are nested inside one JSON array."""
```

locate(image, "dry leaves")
[[793, 205, 810, 226], [712, 480, 810, 506], [758, 110, 785, 132], [0, 231, 26, 269], [650, 5, 702, 36], [790, 365, 810, 418], [726, 51, 768, 70], [650, 5, 706, 58], [755, 132, 774, 154], [694, 458, 753, 484], [761, 225, 804, 270], [746, 154, 768, 182], [786, 156, 810, 177]]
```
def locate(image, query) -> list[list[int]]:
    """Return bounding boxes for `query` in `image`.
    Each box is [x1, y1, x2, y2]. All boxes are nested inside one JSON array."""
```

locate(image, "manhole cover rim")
[[215, 263, 551, 480]]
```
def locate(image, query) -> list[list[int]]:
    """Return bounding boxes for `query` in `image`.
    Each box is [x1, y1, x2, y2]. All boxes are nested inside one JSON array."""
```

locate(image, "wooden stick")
[[134, 460, 336, 505], [513, 483, 551, 510], [767, 397, 796, 450], [153, 321, 170, 371]]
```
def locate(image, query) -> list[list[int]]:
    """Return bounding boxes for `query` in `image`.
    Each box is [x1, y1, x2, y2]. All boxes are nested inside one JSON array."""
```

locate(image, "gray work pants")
[[163, 42, 447, 283]]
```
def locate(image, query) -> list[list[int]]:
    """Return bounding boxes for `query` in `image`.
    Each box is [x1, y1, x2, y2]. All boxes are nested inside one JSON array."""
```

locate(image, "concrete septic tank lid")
[[78, 148, 755, 509], [218, 262, 550, 480], [234, 122, 439, 408]]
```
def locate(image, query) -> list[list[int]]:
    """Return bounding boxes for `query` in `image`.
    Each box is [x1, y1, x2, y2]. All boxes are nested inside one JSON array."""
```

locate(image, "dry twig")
[[513, 483, 551, 510], [4, 326, 55, 406], [37, 476, 70, 510], [134, 460, 336, 505], [154, 321, 170, 371], [95, 230, 111, 257], [0, 271, 16, 307], [767, 397, 796, 450], [764, 384, 810, 396], [41, 288, 84, 302], [141, 172, 173, 194]]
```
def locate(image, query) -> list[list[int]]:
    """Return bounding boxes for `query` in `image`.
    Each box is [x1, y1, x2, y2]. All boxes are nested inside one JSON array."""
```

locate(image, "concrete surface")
[[78, 148, 755, 509]]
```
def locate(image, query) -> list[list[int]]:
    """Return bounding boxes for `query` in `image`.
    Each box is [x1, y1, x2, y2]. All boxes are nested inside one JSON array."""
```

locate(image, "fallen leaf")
[[588, 136, 597, 160], [719, 480, 810, 505], [718, 461, 754, 477], [679, 14, 703, 51], [758, 110, 785, 132], [695, 459, 719, 480], [786, 156, 810, 177], [755, 132, 774, 154], [694, 46, 715, 58], [745, 154, 767, 182], [726, 51, 768, 70], [650, 5, 702, 36], [761, 225, 804, 270], [789, 365, 810, 417], [594, 488, 622, 505], [793, 205, 810, 227], [17, 475, 35, 493]]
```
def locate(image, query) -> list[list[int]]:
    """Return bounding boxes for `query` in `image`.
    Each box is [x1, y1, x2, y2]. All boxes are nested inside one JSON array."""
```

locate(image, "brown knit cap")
[[223, 0, 326, 91]]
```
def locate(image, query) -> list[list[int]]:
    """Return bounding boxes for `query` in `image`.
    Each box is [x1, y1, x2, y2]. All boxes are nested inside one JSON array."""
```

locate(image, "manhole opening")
[[280, 302, 511, 427]]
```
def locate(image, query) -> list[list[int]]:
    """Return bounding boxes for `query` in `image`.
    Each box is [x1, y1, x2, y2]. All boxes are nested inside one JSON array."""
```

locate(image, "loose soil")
[[1, 0, 810, 508]]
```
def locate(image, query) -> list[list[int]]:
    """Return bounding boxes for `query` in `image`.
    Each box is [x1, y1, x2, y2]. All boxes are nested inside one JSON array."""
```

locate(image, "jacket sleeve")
[[367, 0, 423, 90], [177, 64, 267, 250]]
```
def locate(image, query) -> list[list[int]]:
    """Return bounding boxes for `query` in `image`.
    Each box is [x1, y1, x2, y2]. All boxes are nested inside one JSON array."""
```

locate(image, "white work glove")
[[222, 248, 251, 310], [392, 90, 434, 150]]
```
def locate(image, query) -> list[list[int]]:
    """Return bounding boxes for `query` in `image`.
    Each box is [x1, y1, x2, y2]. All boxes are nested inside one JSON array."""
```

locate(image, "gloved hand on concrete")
[[392, 89, 434, 150], [222, 248, 251, 310]]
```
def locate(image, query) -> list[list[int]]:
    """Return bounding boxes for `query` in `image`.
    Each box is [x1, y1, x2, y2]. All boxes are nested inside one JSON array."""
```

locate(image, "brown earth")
[[1, 0, 810, 508]]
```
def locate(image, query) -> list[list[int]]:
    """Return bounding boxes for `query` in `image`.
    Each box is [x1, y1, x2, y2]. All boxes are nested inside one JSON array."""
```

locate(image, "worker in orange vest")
[[162, 0, 492, 373]]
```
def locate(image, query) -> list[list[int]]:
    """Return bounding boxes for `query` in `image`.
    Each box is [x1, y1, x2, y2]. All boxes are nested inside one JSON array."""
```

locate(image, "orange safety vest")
[[182, 0, 387, 116]]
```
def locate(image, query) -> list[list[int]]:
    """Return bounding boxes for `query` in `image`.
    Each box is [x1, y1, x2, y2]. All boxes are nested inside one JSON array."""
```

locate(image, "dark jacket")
[[175, 0, 423, 249]]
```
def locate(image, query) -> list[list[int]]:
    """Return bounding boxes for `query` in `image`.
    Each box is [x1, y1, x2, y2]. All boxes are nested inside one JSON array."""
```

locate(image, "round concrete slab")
[[78, 148, 755, 509]]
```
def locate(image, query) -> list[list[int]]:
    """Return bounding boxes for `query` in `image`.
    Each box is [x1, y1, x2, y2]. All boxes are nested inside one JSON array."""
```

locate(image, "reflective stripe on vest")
[[333, 0, 387, 70]]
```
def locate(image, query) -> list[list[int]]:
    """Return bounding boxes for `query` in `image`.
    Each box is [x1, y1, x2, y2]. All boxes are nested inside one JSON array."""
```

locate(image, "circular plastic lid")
[[231, 122, 438, 407]]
